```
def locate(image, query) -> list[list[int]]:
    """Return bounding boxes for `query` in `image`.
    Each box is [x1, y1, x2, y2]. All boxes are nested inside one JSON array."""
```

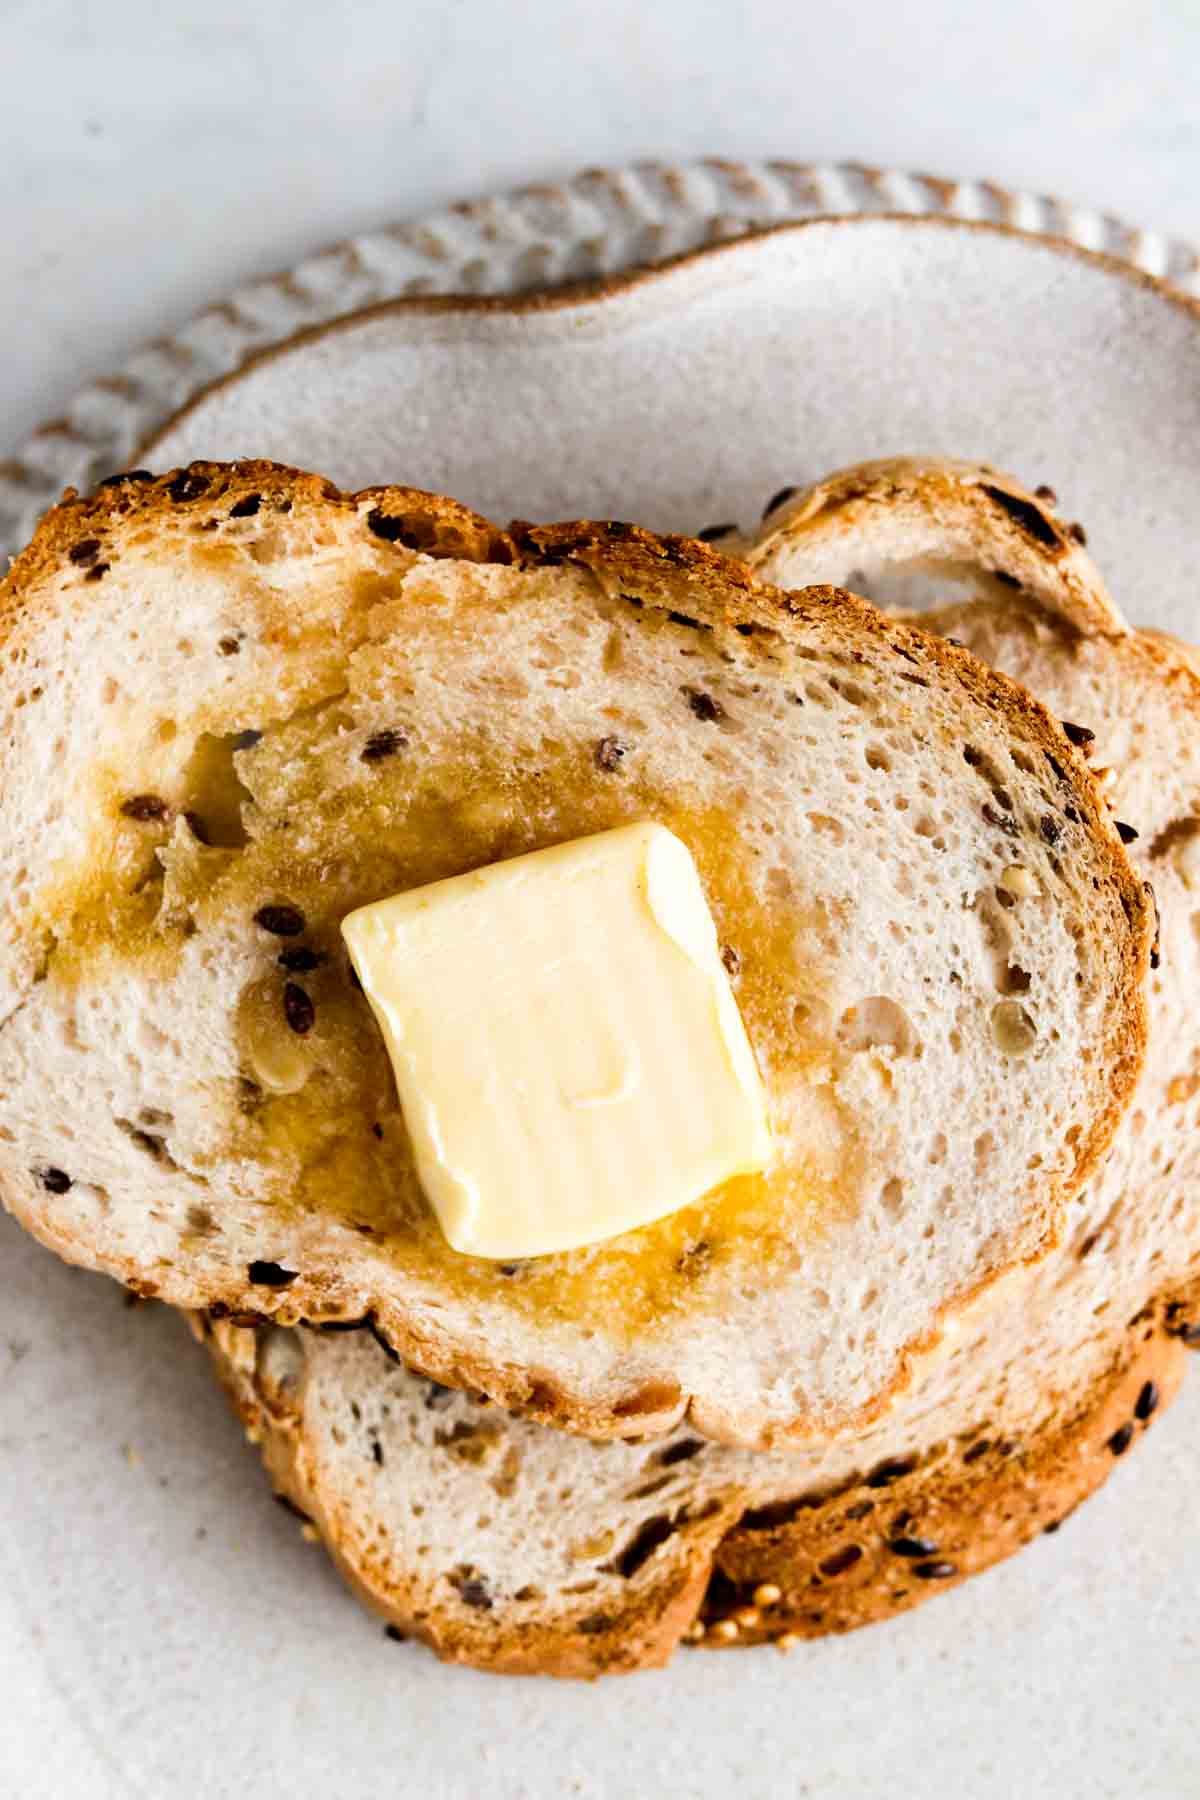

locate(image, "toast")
[[0, 461, 1149, 1445], [750, 456, 1127, 636], [200, 1288, 1195, 1677], [199, 460, 1200, 1675]]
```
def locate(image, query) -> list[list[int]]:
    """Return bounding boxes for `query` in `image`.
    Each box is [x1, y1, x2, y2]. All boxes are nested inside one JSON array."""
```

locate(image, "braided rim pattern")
[[3, 157, 1199, 558]]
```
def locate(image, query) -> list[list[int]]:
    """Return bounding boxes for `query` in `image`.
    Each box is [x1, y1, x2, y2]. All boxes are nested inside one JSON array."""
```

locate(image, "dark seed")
[[1134, 1380, 1160, 1421], [697, 522, 737, 542], [844, 1499, 875, 1520], [37, 1166, 73, 1194], [371, 1439, 384, 1466], [1108, 1422, 1135, 1456], [818, 1544, 863, 1577], [85, 561, 111, 582], [962, 1439, 990, 1463], [254, 904, 306, 937], [1039, 815, 1062, 845], [1114, 820, 1139, 844], [361, 728, 408, 763], [992, 569, 1021, 589], [365, 507, 413, 544], [889, 1536, 940, 1558], [231, 728, 262, 749], [283, 982, 315, 1035], [371, 1122, 384, 1140], [1060, 721, 1095, 749], [121, 794, 168, 821], [218, 636, 241, 656], [247, 1260, 299, 1287], [1034, 484, 1057, 503], [683, 687, 725, 724], [98, 468, 153, 487], [456, 1577, 493, 1611], [228, 493, 262, 518], [913, 1561, 959, 1580], [384, 1624, 407, 1643], [68, 537, 102, 565], [866, 1457, 917, 1488], [277, 946, 324, 972], [1068, 521, 1088, 546], [658, 1437, 705, 1467], [720, 944, 741, 977], [423, 1381, 455, 1409], [984, 802, 1019, 837], [982, 484, 1061, 549], [763, 484, 797, 518], [273, 1492, 312, 1522], [594, 736, 629, 773], [1043, 1520, 1062, 1534], [168, 470, 210, 503]]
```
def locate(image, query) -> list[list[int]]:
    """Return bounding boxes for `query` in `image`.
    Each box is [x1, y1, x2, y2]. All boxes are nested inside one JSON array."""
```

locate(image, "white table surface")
[[4, 4, 1200, 1795]]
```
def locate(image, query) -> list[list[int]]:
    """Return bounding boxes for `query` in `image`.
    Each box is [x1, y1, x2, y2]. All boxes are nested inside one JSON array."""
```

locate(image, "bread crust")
[[706, 1283, 1197, 1648], [748, 455, 1127, 638], [200, 1289, 1198, 1676], [0, 462, 1151, 1445]]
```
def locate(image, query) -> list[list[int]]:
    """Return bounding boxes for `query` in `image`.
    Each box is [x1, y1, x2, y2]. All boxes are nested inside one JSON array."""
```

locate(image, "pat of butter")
[[341, 821, 772, 1259]]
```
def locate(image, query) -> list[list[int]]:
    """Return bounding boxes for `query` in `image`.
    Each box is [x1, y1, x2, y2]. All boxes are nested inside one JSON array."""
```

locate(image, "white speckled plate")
[[3, 163, 1199, 1800]]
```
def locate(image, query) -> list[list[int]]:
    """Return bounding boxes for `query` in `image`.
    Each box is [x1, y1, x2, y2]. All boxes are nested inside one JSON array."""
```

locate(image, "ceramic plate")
[[3, 163, 1199, 1800]]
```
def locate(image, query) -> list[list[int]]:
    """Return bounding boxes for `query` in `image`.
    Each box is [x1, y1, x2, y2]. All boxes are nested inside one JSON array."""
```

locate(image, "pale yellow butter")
[[340, 821, 772, 1259]]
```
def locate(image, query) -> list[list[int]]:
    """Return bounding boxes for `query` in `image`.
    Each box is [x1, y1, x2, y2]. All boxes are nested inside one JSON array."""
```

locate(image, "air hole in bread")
[[180, 731, 253, 847], [992, 1001, 1037, 1055], [839, 997, 915, 1058], [807, 812, 844, 843], [880, 1178, 904, 1218]]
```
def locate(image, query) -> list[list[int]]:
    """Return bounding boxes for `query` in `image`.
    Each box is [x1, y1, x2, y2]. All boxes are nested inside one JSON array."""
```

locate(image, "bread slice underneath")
[[197, 463, 1200, 1675], [0, 461, 1148, 1445], [200, 1291, 1195, 1678], [748, 455, 1127, 636]]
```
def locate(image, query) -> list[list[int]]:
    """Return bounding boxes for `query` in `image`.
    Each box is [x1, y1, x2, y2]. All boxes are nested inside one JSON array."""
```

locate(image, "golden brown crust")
[[750, 455, 1126, 639], [0, 467, 1152, 1447], [706, 1282, 1199, 1650], [196, 1313, 742, 1678], [0, 461, 514, 645], [199, 1290, 1200, 1675]]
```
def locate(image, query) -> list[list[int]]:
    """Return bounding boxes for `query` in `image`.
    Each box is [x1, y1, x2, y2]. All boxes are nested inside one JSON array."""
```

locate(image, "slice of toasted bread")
[[749, 456, 1126, 636], [196, 461, 1200, 1678], [0, 461, 1149, 1445], [199, 1286, 1196, 1677]]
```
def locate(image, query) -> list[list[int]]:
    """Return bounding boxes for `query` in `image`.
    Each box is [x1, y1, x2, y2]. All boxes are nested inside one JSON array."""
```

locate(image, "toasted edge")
[[198, 1284, 1199, 1675], [745, 456, 1127, 639]]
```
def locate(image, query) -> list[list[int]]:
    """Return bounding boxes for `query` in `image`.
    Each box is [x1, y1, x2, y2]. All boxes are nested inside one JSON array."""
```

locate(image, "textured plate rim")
[[3, 156, 1200, 556]]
